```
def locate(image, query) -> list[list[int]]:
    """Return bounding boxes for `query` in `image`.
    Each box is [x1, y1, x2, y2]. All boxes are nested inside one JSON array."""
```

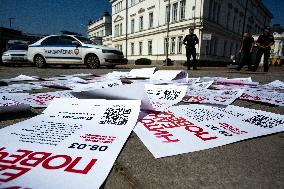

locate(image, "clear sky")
[[0, 0, 112, 36], [0, 0, 283, 36]]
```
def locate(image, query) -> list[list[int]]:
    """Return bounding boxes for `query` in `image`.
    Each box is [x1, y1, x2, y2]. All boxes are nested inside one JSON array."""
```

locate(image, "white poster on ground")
[[183, 88, 245, 105], [71, 80, 123, 92], [74, 83, 187, 111], [150, 70, 188, 81], [128, 67, 157, 78], [0, 93, 31, 114], [21, 91, 76, 108], [134, 104, 284, 158], [0, 98, 141, 189], [1, 74, 39, 82], [240, 88, 284, 106]]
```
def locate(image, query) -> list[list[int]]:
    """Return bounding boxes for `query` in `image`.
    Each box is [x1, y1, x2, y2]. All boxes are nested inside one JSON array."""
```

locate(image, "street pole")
[[9, 18, 15, 28], [125, 0, 128, 59], [166, 0, 170, 66]]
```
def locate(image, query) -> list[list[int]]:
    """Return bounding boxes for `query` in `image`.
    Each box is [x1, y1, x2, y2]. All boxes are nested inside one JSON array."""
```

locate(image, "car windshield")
[[75, 36, 94, 44], [9, 44, 28, 50]]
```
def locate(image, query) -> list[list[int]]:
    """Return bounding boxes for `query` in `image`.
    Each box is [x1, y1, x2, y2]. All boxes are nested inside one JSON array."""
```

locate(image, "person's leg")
[[263, 50, 270, 72], [186, 56, 191, 70], [192, 48, 197, 70], [247, 52, 252, 71], [237, 52, 244, 71], [253, 49, 263, 71], [186, 49, 192, 70]]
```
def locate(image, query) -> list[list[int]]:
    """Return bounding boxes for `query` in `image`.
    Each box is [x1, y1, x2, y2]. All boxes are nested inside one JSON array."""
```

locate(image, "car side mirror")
[[72, 41, 81, 47]]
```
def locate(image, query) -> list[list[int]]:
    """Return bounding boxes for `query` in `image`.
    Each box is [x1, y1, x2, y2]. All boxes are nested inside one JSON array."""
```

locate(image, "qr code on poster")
[[99, 105, 131, 125], [243, 115, 284, 128]]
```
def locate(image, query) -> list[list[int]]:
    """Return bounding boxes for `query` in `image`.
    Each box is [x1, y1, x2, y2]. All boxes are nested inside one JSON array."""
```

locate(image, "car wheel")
[[34, 54, 46, 68], [106, 65, 116, 69], [84, 54, 100, 69]]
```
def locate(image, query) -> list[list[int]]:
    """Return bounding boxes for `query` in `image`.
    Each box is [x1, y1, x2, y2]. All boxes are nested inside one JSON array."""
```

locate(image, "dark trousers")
[[254, 48, 270, 72], [186, 47, 197, 69], [237, 52, 252, 70]]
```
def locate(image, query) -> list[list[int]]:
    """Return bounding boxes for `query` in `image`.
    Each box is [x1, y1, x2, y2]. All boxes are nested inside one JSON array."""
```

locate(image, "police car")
[[27, 35, 127, 68]]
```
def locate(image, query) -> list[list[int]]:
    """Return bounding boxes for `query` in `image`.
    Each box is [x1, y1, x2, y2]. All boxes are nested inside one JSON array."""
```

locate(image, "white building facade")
[[109, 0, 272, 64], [87, 11, 112, 46]]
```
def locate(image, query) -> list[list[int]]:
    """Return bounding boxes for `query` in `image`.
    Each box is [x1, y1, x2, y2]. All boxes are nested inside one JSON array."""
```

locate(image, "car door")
[[41, 36, 61, 64], [56, 36, 83, 64]]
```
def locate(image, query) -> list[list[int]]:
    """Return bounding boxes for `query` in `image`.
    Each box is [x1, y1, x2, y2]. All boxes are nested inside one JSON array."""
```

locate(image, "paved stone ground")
[[0, 65, 283, 189]]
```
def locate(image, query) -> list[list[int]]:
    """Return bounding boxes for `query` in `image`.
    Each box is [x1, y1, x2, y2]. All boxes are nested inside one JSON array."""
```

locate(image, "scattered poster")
[[21, 91, 76, 108], [134, 104, 284, 158], [240, 88, 284, 106], [1, 74, 39, 82], [128, 67, 157, 78], [0, 98, 141, 188], [183, 88, 245, 105], [150, 70, 188, 81], [74, 83, 187, 111]]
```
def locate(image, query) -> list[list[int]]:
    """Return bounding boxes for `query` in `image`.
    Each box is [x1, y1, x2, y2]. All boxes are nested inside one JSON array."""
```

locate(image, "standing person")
[[183, 27, 199, 70], [253, 26, 275, 72], [237, 32, 254, 71]]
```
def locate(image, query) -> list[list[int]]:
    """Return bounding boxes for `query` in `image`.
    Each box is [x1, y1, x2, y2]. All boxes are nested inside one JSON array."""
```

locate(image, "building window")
[[223, 40, 227, 57], [149, 12, 153, 29], [164, 38, 169, 54], [171, 37, 176, 54], [119, 23, 123, 35], [217, 4, 221, 24], [131, 19, 135, 34], [131, 42, 134, 55], [131, 0, 135, 6], [139, 16, 144, 31], [232, 15, 236, 31], [226, 12, 231, 29], [114, 1, 123, 14], [229, 42, 233, 56], [213, 38, 218, 56], [213, 2, 217, 22], [114, 24, 119, 37], [172, 3, 178, 22], [165, 5, 171, 23], [177, 36, 183, 54], [139, 41, 143, 55], [238, 19, 242, 34], [148, 40, 152, 55], [206, 40, 210, 55], [180, 0, 186, 20], [209, 0, 213, 20]]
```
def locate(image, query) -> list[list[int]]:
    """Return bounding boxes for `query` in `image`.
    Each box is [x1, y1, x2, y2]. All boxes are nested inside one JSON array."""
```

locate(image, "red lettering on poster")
[[219, 123, 248, 135], [140, 112, 218, 143], [19, 152, 52, 167], [42, 155, 72, 169], [65, 157, 97, 174], [0, 163, 30, 182], [81, 134, 116, 144], [0, 148, 98, 183]]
